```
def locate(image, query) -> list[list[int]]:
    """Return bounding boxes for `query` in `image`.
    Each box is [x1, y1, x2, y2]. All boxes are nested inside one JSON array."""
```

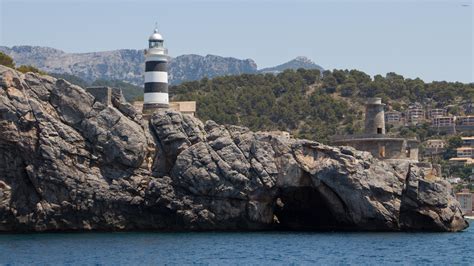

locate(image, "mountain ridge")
[[0, 45, 323, 85], [259, 56, 324, 74]]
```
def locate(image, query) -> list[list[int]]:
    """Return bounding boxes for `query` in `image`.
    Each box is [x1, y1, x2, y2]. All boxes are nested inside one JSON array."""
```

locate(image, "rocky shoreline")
[[0, 65, 468, 232]]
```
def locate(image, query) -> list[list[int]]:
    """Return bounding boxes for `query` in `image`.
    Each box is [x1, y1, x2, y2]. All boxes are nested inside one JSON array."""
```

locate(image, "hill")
[[171, 69, 473, 143], [259, 56, 324, 74]]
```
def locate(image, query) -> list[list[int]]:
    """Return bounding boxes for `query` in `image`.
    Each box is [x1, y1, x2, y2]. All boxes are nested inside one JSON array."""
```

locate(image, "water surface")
[[0, 225, 472, 265]]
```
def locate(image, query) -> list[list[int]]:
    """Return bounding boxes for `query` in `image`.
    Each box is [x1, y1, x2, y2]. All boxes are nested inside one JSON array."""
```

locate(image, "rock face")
[[169, 54, 258, 85], [0, 46, 258, 85], [0, 66, 468, 232]]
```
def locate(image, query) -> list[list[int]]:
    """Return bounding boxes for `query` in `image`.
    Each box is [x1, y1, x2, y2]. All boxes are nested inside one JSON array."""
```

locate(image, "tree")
[[16, 65, 45, 75], [0, 52, 15, 68], [322, 73, 337, 94], [443, 136, 463, 159]]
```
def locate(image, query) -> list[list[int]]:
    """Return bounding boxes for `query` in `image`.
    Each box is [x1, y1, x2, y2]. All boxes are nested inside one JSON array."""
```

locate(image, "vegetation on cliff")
[[0, 52, 45, 75], [171, 68, 473, 142]]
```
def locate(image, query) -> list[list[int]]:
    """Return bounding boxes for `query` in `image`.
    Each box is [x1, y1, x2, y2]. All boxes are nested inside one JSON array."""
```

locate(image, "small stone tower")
[[364, 97, 386, 135], [143, 26, 169, 114]]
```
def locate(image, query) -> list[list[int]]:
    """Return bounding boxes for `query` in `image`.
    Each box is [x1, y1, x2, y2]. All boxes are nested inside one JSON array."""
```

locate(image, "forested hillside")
[[171, 69, 473, 143]]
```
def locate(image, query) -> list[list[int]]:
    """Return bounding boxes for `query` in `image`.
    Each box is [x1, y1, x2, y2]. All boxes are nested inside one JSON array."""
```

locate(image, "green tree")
[[443, 136, 463, 159], [0, 52, 15, 68], [16, 65, 45, 75]]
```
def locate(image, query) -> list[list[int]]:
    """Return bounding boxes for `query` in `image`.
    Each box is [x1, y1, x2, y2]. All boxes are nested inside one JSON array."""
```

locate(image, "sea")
[[0, 223, 473, 265]]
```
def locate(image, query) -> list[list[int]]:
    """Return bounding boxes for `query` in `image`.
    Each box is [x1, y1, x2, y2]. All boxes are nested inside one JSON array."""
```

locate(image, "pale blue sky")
[[0, 0, 472, 82]]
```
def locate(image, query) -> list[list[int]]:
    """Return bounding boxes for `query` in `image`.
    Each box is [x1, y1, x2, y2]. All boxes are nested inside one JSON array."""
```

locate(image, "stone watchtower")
[[143, 26, 169, 115], [331, 98, 419, 161], [364, 97, 385, 135]]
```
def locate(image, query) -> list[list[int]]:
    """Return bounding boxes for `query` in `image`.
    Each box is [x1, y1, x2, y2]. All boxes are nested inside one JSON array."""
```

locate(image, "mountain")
[[0, 46, 144, 84], [169, 54, 257, 84], [0, 46, 324, 85], [0, 46, 258, 85], [259, 56, 324, 74]]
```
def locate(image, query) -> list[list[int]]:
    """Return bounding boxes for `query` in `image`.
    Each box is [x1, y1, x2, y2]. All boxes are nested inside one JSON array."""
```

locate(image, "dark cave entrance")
[[273, 186, 348, 231]]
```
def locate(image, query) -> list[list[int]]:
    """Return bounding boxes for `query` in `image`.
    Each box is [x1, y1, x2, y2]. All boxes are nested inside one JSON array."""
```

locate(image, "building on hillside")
[[425, 139, 445, 149], [455, 189, 473, 215], [456, 116, 474, 134], [432, 116, 455, 127], [423, 139, 446, 159], [428, 108, 447, 118], [449, 157, 474, 166], [169, 101, 197, 117], [133, 101, 197, 117], [431, 116, 456, 134], [457, 116, 474, 126], [406, 103, 425, 124], [456, 147, 474, 158], [385, 111, 402, 125], [331, 98, 419, 161], [461, 136, 474, 147]]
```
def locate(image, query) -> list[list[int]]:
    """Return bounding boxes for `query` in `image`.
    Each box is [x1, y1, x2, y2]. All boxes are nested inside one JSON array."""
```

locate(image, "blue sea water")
[[0, 224, 473, 265]]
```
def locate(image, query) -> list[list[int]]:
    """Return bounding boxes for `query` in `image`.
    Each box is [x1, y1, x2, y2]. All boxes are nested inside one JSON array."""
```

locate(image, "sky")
[[0, 0, 472, 83]]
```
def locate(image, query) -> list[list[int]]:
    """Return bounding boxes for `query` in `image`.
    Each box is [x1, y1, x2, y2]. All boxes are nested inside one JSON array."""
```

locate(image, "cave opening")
[[273, 186, 346, 231]]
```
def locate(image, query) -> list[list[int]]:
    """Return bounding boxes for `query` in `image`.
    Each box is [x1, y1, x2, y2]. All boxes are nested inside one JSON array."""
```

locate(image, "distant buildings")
[[423, 139, 446, 159], [429, 116, 474, 134], [456, 147, 474, 158], [462, 136, 474, 146], [457, 116, 474, 126], [406, 103, 425, 124], [385, 111, 402, 125], [432, 116, 455, 127], [448, 136, 474, 166], [455, 189, 473, 216], [428, 108, 447, 119], [382, 101, 474, 134]]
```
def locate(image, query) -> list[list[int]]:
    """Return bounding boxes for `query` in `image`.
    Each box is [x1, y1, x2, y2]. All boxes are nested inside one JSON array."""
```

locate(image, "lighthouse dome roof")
[[149, 28, 163, 41]]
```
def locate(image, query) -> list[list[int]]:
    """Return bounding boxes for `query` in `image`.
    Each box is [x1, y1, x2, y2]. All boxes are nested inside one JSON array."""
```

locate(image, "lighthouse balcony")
[[145, 47, 168, 56]]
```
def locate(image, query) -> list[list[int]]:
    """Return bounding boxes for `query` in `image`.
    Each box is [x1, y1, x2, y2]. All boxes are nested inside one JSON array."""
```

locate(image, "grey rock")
[[0, 65, 468, 232]]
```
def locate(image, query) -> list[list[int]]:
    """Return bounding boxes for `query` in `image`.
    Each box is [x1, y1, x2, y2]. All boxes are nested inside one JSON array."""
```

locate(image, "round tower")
[[364, 97, 386, 135], [143, 26, 169, 114]]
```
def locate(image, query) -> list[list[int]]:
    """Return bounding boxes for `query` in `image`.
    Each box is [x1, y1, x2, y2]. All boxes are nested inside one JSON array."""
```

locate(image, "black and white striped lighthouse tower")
[[143, 26, 169, 114]]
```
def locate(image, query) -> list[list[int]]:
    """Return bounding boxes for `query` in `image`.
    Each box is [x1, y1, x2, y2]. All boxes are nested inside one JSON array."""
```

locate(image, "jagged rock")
[[0, 65, 468, 232]]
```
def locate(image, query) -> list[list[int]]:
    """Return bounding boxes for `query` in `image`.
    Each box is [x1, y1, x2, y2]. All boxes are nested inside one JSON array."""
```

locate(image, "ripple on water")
[[0, 226, 473, 265]]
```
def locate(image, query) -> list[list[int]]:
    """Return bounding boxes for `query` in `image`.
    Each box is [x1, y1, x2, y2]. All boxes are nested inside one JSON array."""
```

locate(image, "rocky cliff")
[[0, 65, 468, 232]]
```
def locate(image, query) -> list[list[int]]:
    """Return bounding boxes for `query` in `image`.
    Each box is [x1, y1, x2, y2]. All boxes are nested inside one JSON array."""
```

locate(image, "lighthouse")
[[143, 26, 169, 114]]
